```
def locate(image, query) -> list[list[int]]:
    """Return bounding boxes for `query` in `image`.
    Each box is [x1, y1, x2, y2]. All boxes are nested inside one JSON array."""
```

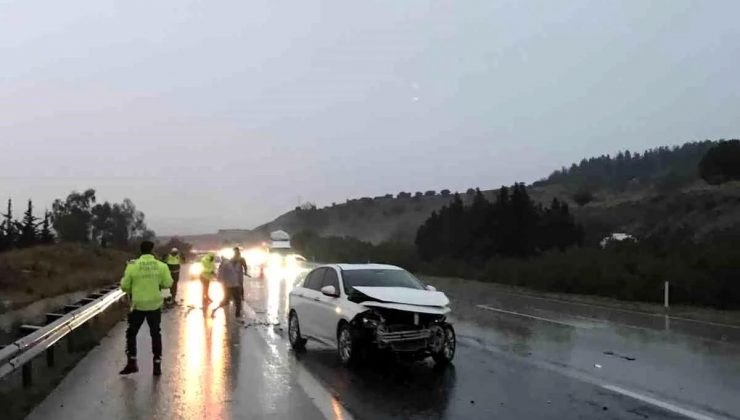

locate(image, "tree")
[[699, 140, 740, 185], [440, 189, 451, 197], [108, 199, 150, 248], [572, 189, 595, 207], [397, 192, 412, 199], [39, 211, 55, 244], [416, 183, 582, 262], [424, 190, 436, 197], [17, 200, 39, 248], [156, 237, 193, 260], [0, 199, 17, 250], [51, 189, 97, 242], [50, 189, 153, 249], [91, 202, 114, 247]]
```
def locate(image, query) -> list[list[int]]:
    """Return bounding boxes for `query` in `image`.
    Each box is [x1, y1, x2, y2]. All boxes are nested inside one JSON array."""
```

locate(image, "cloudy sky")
[[1, 1, 738, 235]]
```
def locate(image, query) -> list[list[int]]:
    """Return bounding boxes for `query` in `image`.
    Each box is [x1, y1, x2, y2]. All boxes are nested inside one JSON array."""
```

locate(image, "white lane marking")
[[478, 303, 736, 345], [457, 336, 729, 420], [243, 301, 355, 420], [476, 304, 579, 328], [293, 357, 355, 420], [488, 289, 740, 330], [602, 385, 717, 420]]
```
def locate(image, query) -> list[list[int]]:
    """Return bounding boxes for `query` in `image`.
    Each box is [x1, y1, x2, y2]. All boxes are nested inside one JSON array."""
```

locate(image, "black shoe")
[[119, 359, 139, 375], [153, 359, 162, 376]]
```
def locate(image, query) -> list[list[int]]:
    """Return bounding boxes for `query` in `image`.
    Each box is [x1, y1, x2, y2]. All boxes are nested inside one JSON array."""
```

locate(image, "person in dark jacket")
[[212, 248, 246, 318]]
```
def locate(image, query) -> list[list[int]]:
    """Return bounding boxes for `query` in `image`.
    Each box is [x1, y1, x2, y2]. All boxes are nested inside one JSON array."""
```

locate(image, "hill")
[[252, 140, 740, 245]]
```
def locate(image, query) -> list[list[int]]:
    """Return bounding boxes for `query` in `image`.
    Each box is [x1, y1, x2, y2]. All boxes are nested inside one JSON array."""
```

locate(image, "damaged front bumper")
[[377, 328, 433, 352]]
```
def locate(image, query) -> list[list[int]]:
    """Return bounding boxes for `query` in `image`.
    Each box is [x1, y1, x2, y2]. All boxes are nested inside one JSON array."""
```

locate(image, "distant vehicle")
[[600, 232, 637, 248], [270, 230, 291, 251], [288, 264, 455, 367]]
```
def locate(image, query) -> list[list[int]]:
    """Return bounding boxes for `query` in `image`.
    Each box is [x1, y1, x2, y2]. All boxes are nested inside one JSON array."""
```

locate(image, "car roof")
[[327, 263, 404, 271]]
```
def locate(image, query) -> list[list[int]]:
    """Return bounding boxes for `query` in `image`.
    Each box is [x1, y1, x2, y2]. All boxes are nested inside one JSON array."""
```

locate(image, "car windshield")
[[342, 269, 425, 294]]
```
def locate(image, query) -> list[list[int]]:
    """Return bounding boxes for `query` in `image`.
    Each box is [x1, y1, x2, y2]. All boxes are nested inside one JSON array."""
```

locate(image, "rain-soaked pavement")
[[26, 266, 740, 420]]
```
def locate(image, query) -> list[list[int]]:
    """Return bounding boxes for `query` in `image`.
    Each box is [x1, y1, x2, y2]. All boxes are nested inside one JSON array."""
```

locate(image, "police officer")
[[119, 240, 173, 376], [163, 248, 183, 305], [200, 252, 217, 307]]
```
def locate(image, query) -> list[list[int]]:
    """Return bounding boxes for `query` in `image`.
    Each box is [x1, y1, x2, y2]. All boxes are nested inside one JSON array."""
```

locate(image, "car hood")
[[353, 287, 449, 307], [362, 301, 451, 315]]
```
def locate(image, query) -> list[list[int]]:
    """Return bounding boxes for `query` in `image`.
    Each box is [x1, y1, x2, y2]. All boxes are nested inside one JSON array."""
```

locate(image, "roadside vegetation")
[[292, 140, 740, 309], [0, 188, 164, 310], [0, 244, 130, 311]]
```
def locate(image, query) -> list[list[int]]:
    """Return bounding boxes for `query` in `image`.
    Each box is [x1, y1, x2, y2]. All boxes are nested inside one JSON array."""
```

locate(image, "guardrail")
[[0, 286, 125, 385]]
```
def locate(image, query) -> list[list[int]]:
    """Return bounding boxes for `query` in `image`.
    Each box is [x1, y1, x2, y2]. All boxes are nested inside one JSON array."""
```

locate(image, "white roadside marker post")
[[664, 281, 670, 310]]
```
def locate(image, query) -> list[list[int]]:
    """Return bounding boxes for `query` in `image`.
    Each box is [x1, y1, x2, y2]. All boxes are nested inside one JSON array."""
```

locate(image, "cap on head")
[[140, 240, 155, 255], [171, 248, 179, 253]]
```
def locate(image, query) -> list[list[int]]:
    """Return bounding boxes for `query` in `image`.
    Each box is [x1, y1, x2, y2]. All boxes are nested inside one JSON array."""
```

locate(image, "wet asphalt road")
[[27, 267, 739, 420]]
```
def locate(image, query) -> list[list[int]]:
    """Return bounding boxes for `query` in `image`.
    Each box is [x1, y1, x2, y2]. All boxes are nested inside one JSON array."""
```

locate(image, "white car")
[[288, 264, 456, 366]]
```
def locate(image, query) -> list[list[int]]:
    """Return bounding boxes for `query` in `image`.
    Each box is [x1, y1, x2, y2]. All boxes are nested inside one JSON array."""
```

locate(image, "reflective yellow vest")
[[201, 254, 217, 279], [165, 254, 182, 266], [120, 254, 173, 311]]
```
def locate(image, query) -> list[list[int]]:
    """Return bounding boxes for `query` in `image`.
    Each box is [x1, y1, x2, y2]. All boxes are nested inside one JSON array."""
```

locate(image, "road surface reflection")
[[179, 280, 228, 419]]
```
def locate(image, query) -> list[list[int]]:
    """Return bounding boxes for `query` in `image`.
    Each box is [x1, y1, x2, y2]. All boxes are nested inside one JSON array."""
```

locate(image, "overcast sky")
[[1, 1, 739, 235]]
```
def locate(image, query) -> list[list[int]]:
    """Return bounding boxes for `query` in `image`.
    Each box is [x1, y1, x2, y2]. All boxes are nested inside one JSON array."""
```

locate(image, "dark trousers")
[[126, 309, 162, 359], [215, 286, 243, 317], [169, 269, 180, 299]]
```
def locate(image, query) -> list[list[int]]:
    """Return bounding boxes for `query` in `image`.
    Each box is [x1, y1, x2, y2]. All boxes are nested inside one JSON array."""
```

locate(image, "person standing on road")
[[200, 252, 217, 308], [233, 247, 248, 277], [119, 240, 173, 376], [163, 248, 183, 305], [212, 248, 246, 318]]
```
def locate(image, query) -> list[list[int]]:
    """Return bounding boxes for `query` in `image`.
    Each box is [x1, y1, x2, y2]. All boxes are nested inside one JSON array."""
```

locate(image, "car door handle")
[[313, 297, 320, 302]]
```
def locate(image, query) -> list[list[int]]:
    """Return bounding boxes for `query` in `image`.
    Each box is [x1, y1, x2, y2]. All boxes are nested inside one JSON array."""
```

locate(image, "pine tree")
[[17, 200, 39, 248], [1, 199, 18, 249], [39, 211, 55, 244]]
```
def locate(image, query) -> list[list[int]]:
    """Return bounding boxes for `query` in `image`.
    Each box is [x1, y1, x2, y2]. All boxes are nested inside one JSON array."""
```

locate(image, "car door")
[[292, 268, 324, 338], [314, 267, 343, 343]]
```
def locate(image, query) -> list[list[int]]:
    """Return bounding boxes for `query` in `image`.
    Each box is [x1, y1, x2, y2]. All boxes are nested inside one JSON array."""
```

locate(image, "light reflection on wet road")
[[25, 266, 740, 420]]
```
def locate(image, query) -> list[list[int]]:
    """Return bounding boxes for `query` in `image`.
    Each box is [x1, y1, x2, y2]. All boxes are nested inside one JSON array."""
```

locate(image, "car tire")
[[289, 311, 307, 351], [337, 323, 360, 366], [431, 324, 456, 366]]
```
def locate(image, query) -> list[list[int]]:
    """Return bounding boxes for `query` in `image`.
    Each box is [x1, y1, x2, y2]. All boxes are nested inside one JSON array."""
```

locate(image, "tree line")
[[0, 199, 55, 251], [0, 189, 154, 253], [416, 186, 583, 263], [535, 141, 717, 191]]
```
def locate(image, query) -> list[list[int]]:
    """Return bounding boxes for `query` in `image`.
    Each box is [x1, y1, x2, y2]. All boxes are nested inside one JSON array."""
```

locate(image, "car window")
[[342, 269, 425, 294], [303, 268, 325, 291], [321, 268, 340, 292]]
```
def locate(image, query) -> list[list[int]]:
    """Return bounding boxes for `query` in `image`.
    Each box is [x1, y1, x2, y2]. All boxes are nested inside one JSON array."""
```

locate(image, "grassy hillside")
[[254, 140, 738, 245], [0, 244, 131, 311]]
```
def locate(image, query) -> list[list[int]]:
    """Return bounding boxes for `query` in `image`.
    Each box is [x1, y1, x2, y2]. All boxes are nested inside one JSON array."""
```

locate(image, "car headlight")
[[361, 317, 380, 329], [189, 263, 204, 276]]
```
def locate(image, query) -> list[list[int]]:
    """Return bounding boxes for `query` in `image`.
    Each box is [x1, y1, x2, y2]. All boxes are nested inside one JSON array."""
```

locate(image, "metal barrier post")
[[46, 348, 55, 367], [22, 362, 32, 387]]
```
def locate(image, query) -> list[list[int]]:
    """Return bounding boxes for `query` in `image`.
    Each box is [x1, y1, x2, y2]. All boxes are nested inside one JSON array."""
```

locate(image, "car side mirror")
[[426, 285, 437, 292], [321, 285, 339, 297]]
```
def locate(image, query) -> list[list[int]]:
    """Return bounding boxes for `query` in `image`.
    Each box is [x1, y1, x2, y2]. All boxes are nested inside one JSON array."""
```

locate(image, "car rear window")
[[342, 269, 424, 294]]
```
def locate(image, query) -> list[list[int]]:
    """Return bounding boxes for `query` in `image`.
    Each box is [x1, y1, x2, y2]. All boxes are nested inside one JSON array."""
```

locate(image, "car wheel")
[[289, 311, 307, 351], [337, 323, 360, 366], [432, 324, 456, 366]]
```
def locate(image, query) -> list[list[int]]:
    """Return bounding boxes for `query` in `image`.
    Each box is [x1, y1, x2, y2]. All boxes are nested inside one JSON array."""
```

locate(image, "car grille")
[[378, 328, 431, 343]]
